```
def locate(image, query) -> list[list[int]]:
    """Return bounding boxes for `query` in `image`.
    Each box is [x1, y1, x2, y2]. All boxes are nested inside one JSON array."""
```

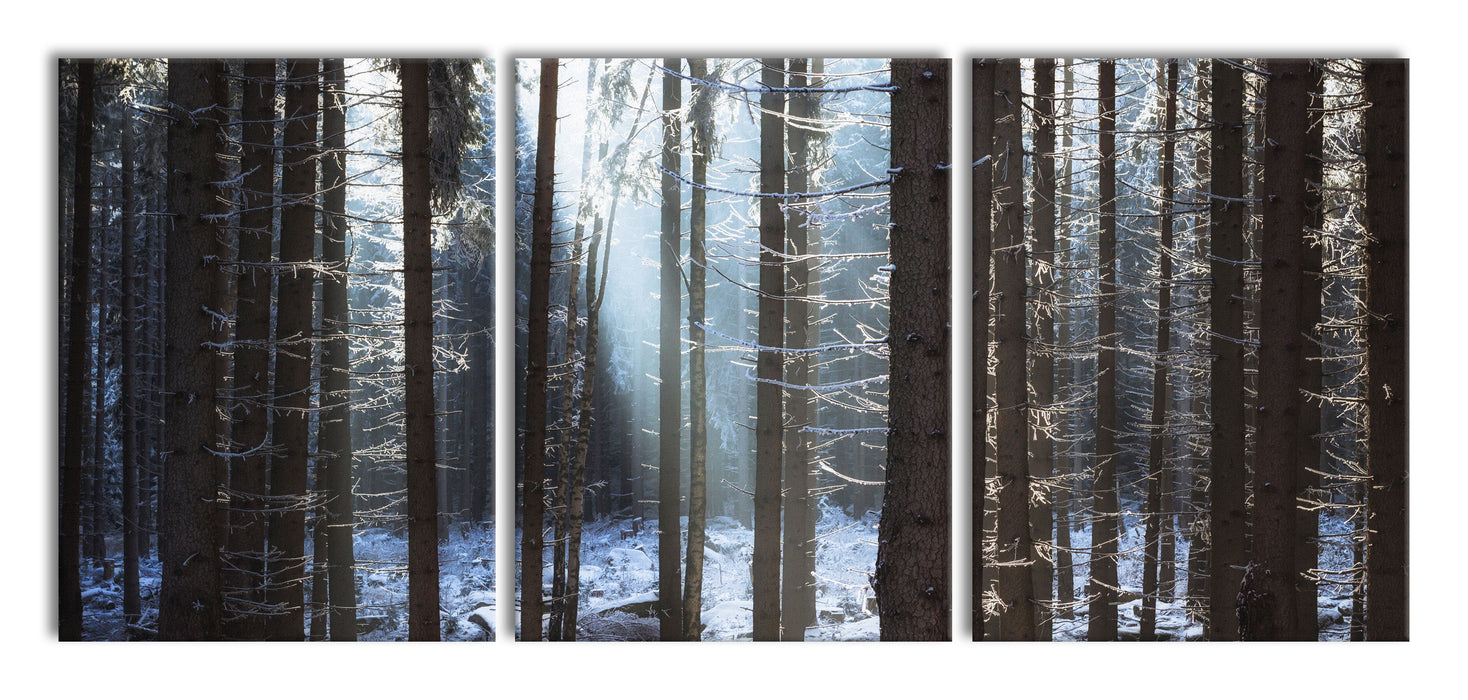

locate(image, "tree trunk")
[[225, 58, 275, 641], [1053, 57, 1075, 622], [1087, 58, 1119, 642], [682, 57, 711, 642], [120, 83, 141, 632], [159, 58, 226, 640], [1240, 58, 1308, 641], [1294, 60, 1326, 642], [1207, 58, 1248, 641], [657, 57, 685, 641], [266, 59, 318, 641], [970, 57, 994, 640], [876, 58, 950, 642], [1362, 58, 1407, 642], [752, 57, 785, 643], [521, 57, 558, 642], [1027, 57, 1057, 641], [781, 57, 816, 641], [60, 59, 93, 641], [321, 57, 357, 641], [993, 58, 1033, 641], [402, 58, 440, 642]]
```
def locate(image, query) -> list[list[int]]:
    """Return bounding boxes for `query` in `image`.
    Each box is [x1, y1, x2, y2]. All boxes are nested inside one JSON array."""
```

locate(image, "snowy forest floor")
[[74, 505, 1360, 641], [77, 523, 498, 641], [516, 499, 883, 641]]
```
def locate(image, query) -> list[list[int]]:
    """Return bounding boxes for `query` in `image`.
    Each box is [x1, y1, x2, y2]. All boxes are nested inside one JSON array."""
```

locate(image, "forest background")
[[10, 1, 1460, 698]]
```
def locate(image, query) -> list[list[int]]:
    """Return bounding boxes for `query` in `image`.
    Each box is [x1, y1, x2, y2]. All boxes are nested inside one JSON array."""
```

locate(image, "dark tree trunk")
[[876, 58, 950, 642], [1208, 58, 1248, 641], [782, 57, 816, 641], [1053, 58, 1075, 622], [1087, 58, 1119, 642], [1028, 57, 1057, 641], [120, 83, 141, 632], [266, 58, 318, 641], [60, 59, 93, 641], [753, 57, 785, 643], [159, 58, 226, 640], [993, 58, 1034, 641], [1294, 59, 1326, 642], [970, 57, 994, 640], [682, 57, 711, 642], [1240, 58, 1308, 642], [521, 57, 558, 642], [226, 58, 275, 641], [658, 57, 685, 641], [402, 58, 441, 642], [1362, 58, 1407, 642], [320, 57, 357, 641]]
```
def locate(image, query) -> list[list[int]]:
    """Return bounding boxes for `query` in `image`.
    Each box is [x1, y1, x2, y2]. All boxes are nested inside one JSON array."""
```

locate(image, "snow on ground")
[[1050, 508, 1359, 641], [78, 522, 497, 641], [519, 498, 882, 641]]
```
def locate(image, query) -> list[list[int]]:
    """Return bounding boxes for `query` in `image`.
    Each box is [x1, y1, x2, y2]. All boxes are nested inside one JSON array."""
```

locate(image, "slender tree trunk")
[[682, 57, 711, 642], [657, 57, 685, 641], [1142, 59, 1178, 642], [159, 58, 226, 640], [1208, 58, 1248, 641], [549, 65, 599, 642], [91, 238, 109, 566], [120, 86, 141, 633], [1053, 58, 1075, 622], [1362, 58, 1407, 642], [1240, 58, 1308, 641], [521, 57, 558, 642], [781, 57, 816, 641], [320, 57, 357, 641], [752, 57, 785, 643], [401, 58, 441, 642], [876, 58, 950, 642], [266, 59, 318, 641], [1294, 60, 1326, 642], [60, 59, 94, 641], [1087, 58, 1119, 642], [1028, 57, 1057, 641], [993, 58, 1034, 641], [971, 57, 994, 640]]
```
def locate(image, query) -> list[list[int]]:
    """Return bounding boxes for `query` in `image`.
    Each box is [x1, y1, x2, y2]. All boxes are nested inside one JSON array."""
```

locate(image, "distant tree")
[[1362, 58, 1407, 642], [876, 58, 950, 642], [753, 57, 785, 642], [521, 57, 559, 642], [1207, 58, 1248, 641], [400, 58, 440, 642], [60, 58, 94, 641], [1087, 58, 1119, 642], [1053, 58, 1076, 622], [158, 58, 226, 640], [992, 57, 1034, 641], [658, 57, 684, 641], [970, 58, 994, 640], [1141, 59, 1179, 641]]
